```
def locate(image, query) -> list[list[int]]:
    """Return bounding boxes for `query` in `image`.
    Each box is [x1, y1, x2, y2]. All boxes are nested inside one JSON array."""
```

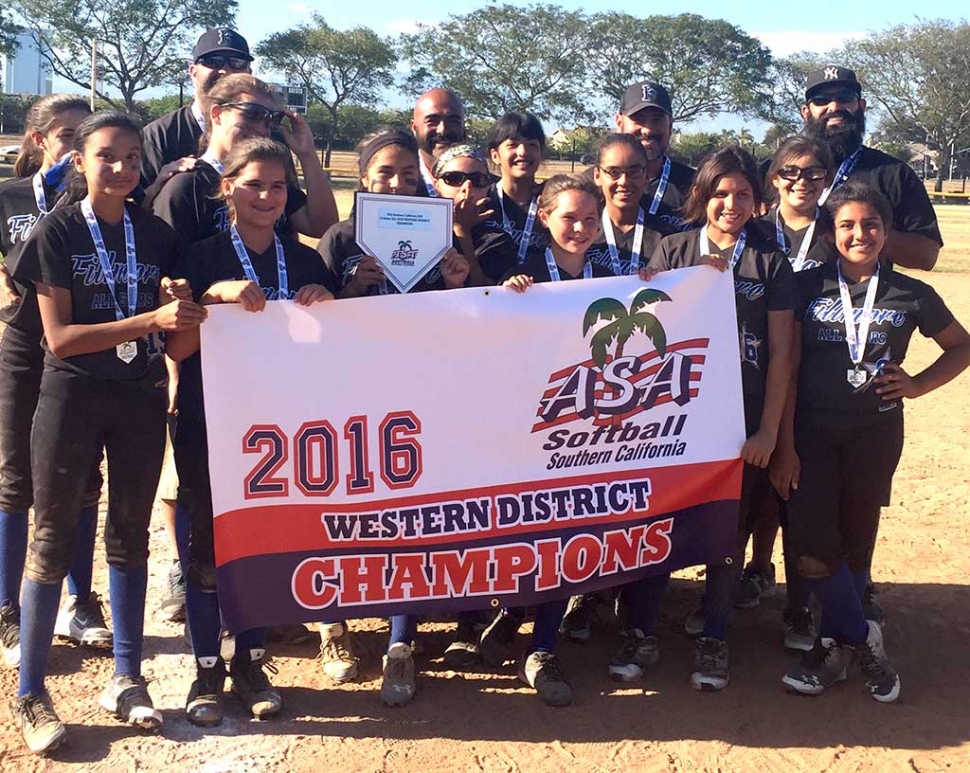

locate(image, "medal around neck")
[[355, 192, 454, 293], [117, 341, 138, 364]]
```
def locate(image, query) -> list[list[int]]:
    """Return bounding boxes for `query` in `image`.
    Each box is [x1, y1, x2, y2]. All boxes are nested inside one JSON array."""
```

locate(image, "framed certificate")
[[355, 192, 454, 293]]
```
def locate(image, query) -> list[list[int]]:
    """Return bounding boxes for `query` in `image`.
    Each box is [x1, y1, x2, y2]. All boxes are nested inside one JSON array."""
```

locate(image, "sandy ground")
[[1, 245, 968, 772]]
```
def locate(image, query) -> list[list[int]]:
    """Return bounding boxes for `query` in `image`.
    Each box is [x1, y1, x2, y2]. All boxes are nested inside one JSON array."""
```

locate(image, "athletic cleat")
[[863, 583, 887, 625], [519, 651, 572, 707], [231, 648, 282, 719], [684, 606, 705, 637], [855, 620, 900, 703], [380, 642, 416, 707], [99, 674, 163, 730], [443, 623, 482, 670], [186, 658, 227, 727], [734, 563, 778, 609], [55, 592, 112, 648], [783, 606, 818, 652], [560, 594, 596, 642], [318, 622, 360, 682], [691, 635, 730, 692], [782, 637, 849, 695], [608, 628, 659, 682], [479, 610, 520, 667], [158, 560, 186, 622], [12, 691, 66, 754], [1, 604, 21, 668]]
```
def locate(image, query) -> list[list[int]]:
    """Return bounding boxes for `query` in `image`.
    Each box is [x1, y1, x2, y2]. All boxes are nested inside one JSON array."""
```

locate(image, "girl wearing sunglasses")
[[152, 73, 338, 250], [432, 144, 517, 285], [733, 136, 836, 651]]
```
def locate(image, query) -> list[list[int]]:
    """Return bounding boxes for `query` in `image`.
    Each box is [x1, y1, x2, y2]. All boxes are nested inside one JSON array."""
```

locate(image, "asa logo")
[[390, 239, 419, 266], [532, 289, 708, 432]]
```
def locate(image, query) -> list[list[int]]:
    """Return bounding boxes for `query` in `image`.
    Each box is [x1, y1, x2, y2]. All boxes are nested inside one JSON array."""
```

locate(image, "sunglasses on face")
[[598, 165, 647, 181], [221, 102, 285, 126], [808, 90, 858, 107], [196, 55, 250, 71], [776, 165, 828, 182], [438, 171, 491, 188]]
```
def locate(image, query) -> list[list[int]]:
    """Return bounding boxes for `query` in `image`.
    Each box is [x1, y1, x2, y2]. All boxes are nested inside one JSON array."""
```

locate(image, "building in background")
[[1, 32, 52, 95]]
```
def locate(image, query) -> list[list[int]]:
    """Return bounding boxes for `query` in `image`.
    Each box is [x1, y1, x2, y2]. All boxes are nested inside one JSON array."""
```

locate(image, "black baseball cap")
[[805, 65, 861, 101], [193, 28, 253, 62], [619, 81, 672, 117]]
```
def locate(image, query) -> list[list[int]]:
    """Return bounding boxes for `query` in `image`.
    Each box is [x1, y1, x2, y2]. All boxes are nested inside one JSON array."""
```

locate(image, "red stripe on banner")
[[213, 458, 742, 566]]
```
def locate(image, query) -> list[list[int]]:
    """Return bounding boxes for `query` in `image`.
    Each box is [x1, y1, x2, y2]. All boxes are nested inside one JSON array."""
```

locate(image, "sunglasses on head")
[[438, 170, 491, 188], [598, 164, 647, 181], [776, 165, 828, 182], [196, 55, 250, 71], [808, 90, 858, 107], [221, 102, 285, 126]]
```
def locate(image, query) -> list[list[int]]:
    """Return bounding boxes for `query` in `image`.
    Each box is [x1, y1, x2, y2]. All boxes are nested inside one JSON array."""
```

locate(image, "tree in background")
[[587, 13, 771, 123], [401, 3, 591, 124], [757, 53, 823, 135], [840, 19, 970, 190], [10, 0, 235, 110], [1, 11, 19, 64], [669, 132, 721, 167], [257, 15, 397, 167]]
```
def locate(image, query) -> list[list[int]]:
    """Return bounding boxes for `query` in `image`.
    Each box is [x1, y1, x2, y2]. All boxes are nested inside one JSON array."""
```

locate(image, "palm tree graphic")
[[582, 288, 671, 369], [398, 239, 413, 251]]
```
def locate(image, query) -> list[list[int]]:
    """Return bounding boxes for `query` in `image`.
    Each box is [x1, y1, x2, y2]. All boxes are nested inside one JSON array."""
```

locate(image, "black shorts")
[[786, 408, 903, 572]]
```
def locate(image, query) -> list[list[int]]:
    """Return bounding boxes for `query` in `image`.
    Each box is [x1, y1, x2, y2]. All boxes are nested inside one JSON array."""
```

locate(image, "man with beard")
[[411, 88, 467, 197], [801, 65, 942, 270], [613, 80, 695, 232], [140, 28, 254, 187]]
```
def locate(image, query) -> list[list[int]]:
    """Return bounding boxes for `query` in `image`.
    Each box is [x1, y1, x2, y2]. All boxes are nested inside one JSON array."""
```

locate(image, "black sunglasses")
[[776, 165, 828, 182], [221, 102, 285, 126], [196, 55, 251, 71], [438, 171, 491, 188], [808, 90, 858, 107]]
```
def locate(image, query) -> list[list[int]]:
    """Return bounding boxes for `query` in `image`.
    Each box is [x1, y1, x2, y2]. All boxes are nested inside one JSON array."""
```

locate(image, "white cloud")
[[753, 30, 867, 57], [288, 3, 309, 13]]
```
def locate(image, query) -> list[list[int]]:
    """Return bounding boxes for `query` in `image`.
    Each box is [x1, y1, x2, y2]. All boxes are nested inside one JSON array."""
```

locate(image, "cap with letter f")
[[193, 28, 253, 62], [805, 65, 861, 101], [619, 80, 673, 117]]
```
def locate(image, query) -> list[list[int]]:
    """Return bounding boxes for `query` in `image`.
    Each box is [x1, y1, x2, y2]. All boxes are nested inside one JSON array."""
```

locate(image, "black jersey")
[[11, 202, 178, 381], [141, 106, 204, 188], [480, 181, 549, 267], [581, 157, 694, 233], [173, 229, 337, 424], [151, 160, 308, 252], [648, 224, 797, 418], [501, 249, 615, 284], [586, 211, 673, 275], [811, 145, 944, 265], [318, 217, 471, 295], [0, 175, 63, 333], [795, 263, 953, 417], [759, 211, 826, 273]]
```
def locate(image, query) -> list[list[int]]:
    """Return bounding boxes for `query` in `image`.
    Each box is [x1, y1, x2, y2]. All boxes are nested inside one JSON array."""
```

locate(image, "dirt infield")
[[0, 218, 968, 772]]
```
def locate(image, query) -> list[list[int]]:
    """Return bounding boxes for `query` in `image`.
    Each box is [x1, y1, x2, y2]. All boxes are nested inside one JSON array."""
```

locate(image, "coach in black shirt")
[[141, 28, 254, 187], [801, 65, 942, 271]]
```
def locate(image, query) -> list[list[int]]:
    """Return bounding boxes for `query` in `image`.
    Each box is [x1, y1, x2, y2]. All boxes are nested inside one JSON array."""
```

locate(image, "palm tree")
[[582, 288, 671, 370]]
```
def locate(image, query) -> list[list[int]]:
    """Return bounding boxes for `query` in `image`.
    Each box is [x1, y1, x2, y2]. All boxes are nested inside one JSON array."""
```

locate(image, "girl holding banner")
[[10, 111, 206, 754], [497, 175, 609, 706], [635, 146, 796, 692], [0, 95, 114, 670], [780, 183, 969, 702], [165, 137, 335, 725]]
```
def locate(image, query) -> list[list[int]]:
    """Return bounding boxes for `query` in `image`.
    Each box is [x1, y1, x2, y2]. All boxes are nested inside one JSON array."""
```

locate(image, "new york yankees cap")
[[193, 28, 253, 62], [805, 65, 861, 101], [619, 81, 673, 117]]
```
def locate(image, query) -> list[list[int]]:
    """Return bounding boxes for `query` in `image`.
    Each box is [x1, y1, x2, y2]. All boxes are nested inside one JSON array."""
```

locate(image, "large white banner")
[[200, 269, 746, 630]]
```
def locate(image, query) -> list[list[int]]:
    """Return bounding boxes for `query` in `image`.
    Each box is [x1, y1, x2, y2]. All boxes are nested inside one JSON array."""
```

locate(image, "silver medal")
[[116, 341, 137, 364], [847, 367, 866, 388]]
